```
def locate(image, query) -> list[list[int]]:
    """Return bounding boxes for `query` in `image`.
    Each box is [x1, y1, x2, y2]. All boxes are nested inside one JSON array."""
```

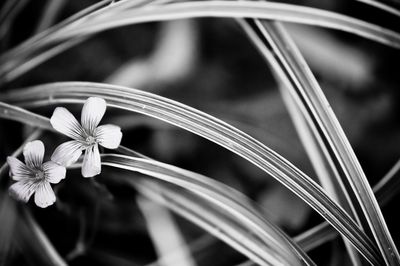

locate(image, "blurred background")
[[1, 0, 400, 265]]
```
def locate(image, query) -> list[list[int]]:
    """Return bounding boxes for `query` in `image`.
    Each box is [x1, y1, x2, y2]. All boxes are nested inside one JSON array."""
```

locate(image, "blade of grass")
[[91, 146, 314, 265], [238, 16, 400, 265], [117, 141, 327, 262], [136, 193, 197, 266], [0, 83, 383, 265], [73, 149, 310, 265], [237, 17, 364, 265], [102, 153, 314, 266], [2, 37, 83, 83], [296, 156, 400, 251], [237, 17, 360, 223], [2, 1, 400, 83], [373, 159, 400, 206], [4, 102, 400, 262], [35, 1, 400, 48], [136, 179, 331, 266], [0, 0, 158, 61], [0, 0, 112, 61], [5, 100, 400, 263], [135, 179, 299, 266], [105, 151, 308, 266], [20, 209, 67, 266], [1, 106, 271, 266], [120, 149, 313, 265], [0, 101, 315, 266], [281, 87, 363, 266], [0, 0, 166, 83], [34, 0, 66, 34], [117, 145, 310, 266], [356, 0, 400, 17], [0, 0, 29, 44], [240, 157, 400, 265], [144, 234, 215, 266], [295, 222, 337, 252], [0, 101, 54, 130], [134, 179, 292, 266], [138, 154, 400, 266]]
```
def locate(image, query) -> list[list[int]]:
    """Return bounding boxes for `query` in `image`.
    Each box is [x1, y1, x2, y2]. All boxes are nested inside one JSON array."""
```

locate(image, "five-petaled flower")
[[50, 97, 122, 177], [7, 140, 66, 208]]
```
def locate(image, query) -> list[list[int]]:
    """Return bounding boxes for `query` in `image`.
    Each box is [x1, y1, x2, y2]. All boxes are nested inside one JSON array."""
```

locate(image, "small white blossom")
[[50, 97, 122, 177], [7, 140, 66, 208]]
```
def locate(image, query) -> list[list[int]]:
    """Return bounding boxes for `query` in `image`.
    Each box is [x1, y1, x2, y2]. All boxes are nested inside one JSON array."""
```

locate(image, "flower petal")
[[81, 97, 106, 135], [7, 157, 33, 181], [23, 140, 45, 169], [82, 144, 101, 178], [51, 107, 85, 140], [34, 182, 56, 208], [43, 161, 66, 184], [95, 124, 122, 149], [51, 140, 83, 167], [9, 179, 37, 203]]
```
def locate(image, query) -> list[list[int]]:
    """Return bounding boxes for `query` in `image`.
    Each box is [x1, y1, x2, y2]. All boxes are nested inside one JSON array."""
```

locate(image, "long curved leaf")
[[0, 82, 383, 264], [357, 0, 400, 17], [103, 154, 313, 265], [1, 1, 400, 82], [238, 18, 364, 264], [0, 105, 314, 265], [239, 16, 400, 265], [0, 0, 167, 83], [17, 1, 400, 48], [2, 102, 400, 263]]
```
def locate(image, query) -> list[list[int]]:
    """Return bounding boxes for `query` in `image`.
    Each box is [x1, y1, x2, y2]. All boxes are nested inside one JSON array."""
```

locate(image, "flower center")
[[34, 170, 45, 180], [85, 135, 97, 145]]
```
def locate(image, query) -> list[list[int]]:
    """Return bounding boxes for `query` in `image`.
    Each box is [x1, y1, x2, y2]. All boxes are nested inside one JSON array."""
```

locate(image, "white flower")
[[7, 140, 66, 208], [50, 97, 122, 177]]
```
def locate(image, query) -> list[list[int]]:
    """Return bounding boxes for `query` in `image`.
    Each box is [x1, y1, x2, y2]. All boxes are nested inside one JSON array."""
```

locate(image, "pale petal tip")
[[96, 125, 123, 149], [34, 183, 56, 208], [50, 107, 65, 123], [84, 97, 107, 114], [24, 140, 44, 149], [82, 165, 101, 178], [105, 127, 122, 149], [50, 107, 64, 132], [81, 145, 102, 178], [87, 97, 106, 106], [36, 199, 56, 208]]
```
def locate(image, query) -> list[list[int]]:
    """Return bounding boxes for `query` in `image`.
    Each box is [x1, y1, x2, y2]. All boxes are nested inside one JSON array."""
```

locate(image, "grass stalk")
[[0, 101, 315, 265], [0, 83, 384, 264], [357, 0, 400, 17], [2, 1, 400, 83], [237, 16, 400, 264], [2, 97, 400, 263], [237, 17, 364, 265]]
